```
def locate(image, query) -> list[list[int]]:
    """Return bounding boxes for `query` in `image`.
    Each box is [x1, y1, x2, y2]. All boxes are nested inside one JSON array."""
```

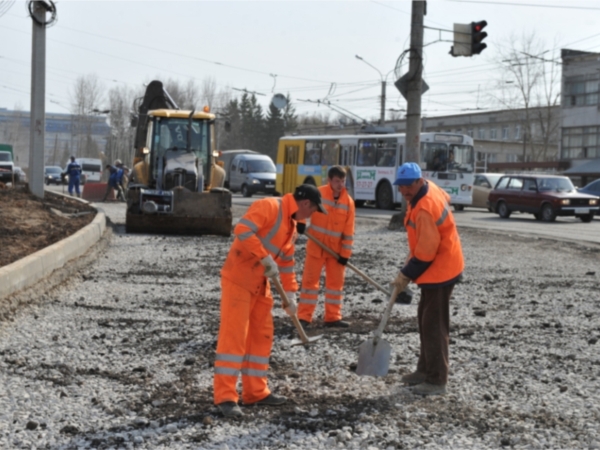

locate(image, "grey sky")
[[1, 0, 600, 122]]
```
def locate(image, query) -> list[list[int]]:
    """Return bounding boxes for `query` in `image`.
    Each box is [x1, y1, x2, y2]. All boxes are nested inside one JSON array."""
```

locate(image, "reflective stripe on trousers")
[[297, 253, 346, 323], [214, 279, 273, 405]]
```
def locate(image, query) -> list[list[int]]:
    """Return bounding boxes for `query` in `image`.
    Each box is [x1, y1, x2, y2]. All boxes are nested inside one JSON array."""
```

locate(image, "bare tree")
[[492, 33, 561, 161], [201, 76, 218, 109], [107, 85, 139, 169], [69, 74, 105, 158]]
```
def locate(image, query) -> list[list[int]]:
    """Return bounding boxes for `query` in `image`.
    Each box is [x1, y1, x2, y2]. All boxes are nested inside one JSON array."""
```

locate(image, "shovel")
[[270, 276, 323, 347], [356, 285, 401, 377], [304, 231, 414, 304]]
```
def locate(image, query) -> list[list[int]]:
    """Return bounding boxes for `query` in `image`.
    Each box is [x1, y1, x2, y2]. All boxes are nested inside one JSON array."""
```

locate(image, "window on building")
[[565, 75, 600, 107], [502, 126, 509, 140], [561, 126, 600, 159], [478, 128, 486, 140], [467, 128, 473, 137], [490, 128, 497, 140], [515, 125, 521, 140]]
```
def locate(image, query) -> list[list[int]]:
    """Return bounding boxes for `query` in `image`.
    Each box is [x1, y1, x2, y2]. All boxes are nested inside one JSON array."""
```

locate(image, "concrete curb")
[[0, 208, 106, 301]]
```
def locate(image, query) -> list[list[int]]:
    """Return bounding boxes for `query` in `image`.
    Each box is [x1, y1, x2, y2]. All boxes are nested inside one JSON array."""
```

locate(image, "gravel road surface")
[[1, 202, 599, 449]]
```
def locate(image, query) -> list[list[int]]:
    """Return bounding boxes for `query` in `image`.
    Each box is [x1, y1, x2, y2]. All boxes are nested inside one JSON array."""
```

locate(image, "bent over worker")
[[391, 162, 464, 396], [298, 165, 355, 328], [214, 184, 327, 419]]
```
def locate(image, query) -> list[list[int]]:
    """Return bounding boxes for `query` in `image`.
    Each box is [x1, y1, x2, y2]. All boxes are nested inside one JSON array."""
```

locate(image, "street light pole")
[[355, 55, 394, 126]]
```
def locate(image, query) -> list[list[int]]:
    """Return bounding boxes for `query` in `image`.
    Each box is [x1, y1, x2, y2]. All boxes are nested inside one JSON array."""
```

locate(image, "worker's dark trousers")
[[416, 284, 454, 385]]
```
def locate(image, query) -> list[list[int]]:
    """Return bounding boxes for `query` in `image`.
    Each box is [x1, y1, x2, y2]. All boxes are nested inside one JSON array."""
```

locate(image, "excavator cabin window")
[[153, 118, 210, 162]]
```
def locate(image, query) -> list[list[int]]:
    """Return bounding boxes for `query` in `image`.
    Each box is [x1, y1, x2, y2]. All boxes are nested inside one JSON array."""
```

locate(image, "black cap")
[[294, 184, 327, 214]]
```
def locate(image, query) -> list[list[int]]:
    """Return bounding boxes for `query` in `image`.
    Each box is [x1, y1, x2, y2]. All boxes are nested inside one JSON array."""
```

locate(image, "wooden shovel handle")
[[305, 231, 392, 297], [270, 277, 310, 344]]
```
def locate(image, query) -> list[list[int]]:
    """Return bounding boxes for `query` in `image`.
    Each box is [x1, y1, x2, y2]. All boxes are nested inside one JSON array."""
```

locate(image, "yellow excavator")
[[126, 80, 232, 235]]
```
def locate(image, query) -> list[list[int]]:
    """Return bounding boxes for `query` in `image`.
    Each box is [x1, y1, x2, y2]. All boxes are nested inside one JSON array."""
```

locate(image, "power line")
[[447, 0, 600, 10]]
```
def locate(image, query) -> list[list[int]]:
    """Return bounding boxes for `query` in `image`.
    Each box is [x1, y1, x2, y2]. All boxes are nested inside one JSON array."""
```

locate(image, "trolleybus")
[[276, 132, 475, 210]]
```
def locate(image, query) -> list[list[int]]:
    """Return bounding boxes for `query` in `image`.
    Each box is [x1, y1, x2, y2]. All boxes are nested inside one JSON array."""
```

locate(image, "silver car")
[[472, 173, 502, 210]]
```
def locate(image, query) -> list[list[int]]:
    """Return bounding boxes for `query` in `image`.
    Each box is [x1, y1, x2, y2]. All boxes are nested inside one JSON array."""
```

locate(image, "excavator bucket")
[[126, 187, 232, 236]]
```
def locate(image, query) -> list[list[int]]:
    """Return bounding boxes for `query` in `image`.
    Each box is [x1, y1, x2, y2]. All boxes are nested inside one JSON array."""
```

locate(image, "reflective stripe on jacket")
[[221, 193, 299, 294], [306, 184, 355, 259], [404, 181, 464, 285]]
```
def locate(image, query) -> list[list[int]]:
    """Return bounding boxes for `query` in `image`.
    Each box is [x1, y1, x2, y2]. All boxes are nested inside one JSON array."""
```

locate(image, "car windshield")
[[247, 160, 276, 173], [45, 167, 62, 174], [0, 153, 11, 162], [538, 177, 575, 192]]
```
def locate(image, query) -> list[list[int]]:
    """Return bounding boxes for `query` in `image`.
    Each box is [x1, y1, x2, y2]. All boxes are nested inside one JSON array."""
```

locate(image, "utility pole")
[[396, 0, 425, 224], [379, 80, 386, 125], [28, 1, 49, 198], [28, 1, 56, 198], [405, 0, 425, 163]]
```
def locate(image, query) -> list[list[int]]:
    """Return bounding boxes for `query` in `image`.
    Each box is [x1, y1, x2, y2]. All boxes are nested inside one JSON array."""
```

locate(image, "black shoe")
[[255, 393, 287, 406], [299, 319, 310, 328], [324, 320, 350, 328], [217, 401, 243, 418]]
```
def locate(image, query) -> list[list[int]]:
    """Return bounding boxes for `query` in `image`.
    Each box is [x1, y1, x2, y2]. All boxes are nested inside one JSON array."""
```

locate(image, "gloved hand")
[[337, 256, 349, 266], [296, 222, 306, 234], [391, 271, 411, 291], [261, 255, 279, 278], [283, 292, 297, 317]]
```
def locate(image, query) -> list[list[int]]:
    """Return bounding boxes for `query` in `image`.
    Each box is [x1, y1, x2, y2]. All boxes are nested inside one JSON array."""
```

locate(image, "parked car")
[[44, 166, 63, 185], [578, 179, 600, 197], [488, 174, 600, 222], [471, 173, 503, 210]]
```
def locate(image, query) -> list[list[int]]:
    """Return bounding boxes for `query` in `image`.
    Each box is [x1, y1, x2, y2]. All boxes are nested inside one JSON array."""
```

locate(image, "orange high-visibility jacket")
[[221, 194, 299, 294], [404, 181, 464, 285], [306, 184, 355, 259]]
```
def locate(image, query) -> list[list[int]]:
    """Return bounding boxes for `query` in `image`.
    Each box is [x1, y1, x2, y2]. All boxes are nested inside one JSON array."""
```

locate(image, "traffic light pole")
[[396, 1, 425, 224]]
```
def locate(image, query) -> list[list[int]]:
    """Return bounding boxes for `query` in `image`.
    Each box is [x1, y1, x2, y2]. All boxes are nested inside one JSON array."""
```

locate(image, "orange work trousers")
[[298, 253, 346, 323], [213, 278, 273, 405]]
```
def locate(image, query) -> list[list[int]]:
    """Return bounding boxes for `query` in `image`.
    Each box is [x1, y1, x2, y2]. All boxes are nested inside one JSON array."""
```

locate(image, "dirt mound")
[[0, 186, 96, 268]]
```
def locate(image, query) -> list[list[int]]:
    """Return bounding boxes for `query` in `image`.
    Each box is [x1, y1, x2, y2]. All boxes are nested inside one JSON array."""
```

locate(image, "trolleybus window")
[[357, 140, 377, 166], [305, 141, 321, 165], [322, 140, 339, 166]]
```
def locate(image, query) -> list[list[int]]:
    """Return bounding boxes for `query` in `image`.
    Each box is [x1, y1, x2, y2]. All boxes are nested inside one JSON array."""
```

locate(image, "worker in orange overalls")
[[298, 165, 355, 328], [390, 162, 464, 397], [214, 184, 327, 419]]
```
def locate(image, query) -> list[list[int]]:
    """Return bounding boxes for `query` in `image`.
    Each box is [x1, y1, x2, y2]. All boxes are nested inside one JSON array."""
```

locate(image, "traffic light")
[[450, 20, 488, 57], [471, 21, 488, 55]]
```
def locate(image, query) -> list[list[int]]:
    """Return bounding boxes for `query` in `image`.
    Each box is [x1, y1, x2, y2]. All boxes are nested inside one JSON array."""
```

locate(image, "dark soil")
[[0, 185, 96, 268]]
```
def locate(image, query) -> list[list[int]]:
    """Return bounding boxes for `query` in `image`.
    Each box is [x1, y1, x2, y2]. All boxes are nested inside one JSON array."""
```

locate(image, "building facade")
[[0, 108, 110, 171], [560, 49, 600, 185]]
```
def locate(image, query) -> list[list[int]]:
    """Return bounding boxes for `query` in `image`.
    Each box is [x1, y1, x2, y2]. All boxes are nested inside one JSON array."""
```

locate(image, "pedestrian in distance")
[[297, 165, 355, 328], [214, 184, 327, 419], [63, 156, 82, 198], [391, 162, 464, 396]]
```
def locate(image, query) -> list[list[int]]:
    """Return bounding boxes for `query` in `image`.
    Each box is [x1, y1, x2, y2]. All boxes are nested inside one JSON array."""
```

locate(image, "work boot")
[[401, 371, 426, 386], [255, 393, 287, 406], [299, 319, 310, 328], [413, 382, 447, 396], [217, 401, 243, 418], [324, 320, 350, 328]]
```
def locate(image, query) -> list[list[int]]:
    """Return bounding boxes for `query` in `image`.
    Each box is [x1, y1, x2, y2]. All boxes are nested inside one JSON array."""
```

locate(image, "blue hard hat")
[[393, 162, 422, 186]]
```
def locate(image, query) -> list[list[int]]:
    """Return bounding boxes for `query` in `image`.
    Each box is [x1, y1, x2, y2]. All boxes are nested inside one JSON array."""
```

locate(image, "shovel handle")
[[373, 285, 401, 341], [270, 277, 310, 345], [305, 231, 391, 297]]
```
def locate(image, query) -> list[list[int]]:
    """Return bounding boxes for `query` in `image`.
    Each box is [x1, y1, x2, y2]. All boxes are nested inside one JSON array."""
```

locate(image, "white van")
[[77, 158, 103, 183], [228, 153, 277, 197]]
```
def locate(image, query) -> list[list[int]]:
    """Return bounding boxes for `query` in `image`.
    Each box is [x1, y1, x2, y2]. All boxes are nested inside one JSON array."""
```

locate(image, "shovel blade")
[[290, 334, 324, 347], [356, 338, 391, 377]]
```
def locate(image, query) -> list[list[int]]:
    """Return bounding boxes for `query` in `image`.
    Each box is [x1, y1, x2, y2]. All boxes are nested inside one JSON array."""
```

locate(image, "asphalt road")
[[231, 194, 600, 245], [45, 185, 600, 245]]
